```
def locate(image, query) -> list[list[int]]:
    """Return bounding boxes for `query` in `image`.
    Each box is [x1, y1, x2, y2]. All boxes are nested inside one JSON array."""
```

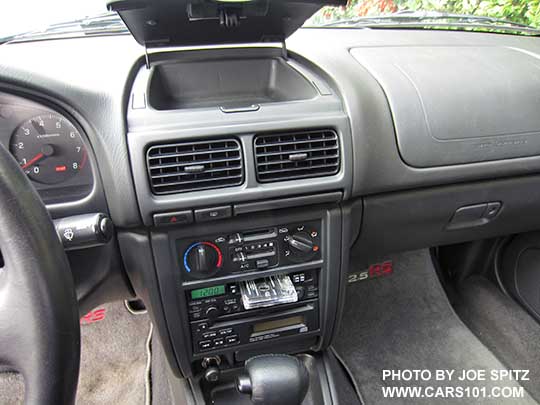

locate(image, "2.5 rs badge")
[[348, 261, 393, 284]]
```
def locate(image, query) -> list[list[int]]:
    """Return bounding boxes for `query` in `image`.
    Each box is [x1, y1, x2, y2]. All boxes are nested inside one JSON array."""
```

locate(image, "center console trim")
[[126, 47, 353, 226], [149, 204, 343, 377]]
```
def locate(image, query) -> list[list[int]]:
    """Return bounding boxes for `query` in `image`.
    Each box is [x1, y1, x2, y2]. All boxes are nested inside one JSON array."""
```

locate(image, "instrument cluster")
[[0, 92, 93, 205]]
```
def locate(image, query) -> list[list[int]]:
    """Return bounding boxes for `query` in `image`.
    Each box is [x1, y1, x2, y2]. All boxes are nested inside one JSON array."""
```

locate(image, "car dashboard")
[[2, 26, 540, 383]]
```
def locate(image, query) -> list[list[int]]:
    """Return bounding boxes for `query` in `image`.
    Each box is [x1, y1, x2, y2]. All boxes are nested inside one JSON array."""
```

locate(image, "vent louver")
[[254, 129, 340, 183], [147, 139, 244, 194]]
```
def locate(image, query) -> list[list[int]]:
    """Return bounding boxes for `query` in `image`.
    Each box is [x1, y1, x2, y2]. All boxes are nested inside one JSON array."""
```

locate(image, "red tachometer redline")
[[10, 113, 86, 185], [80, 149, 88, 169]]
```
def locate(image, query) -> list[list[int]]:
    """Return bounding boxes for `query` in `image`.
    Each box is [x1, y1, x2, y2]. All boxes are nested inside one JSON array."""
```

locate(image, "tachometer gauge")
[[10, 113, 87, 185]]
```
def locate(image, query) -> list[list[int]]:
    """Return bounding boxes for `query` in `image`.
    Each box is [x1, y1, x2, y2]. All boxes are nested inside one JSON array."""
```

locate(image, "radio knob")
[[205, 306, 219, 321], [287, 232, 314, 253]]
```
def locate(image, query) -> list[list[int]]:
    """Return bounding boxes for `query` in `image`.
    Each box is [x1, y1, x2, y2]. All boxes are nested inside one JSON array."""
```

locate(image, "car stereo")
[[178, 221, 322, 356], [187, 268, 319, 354]]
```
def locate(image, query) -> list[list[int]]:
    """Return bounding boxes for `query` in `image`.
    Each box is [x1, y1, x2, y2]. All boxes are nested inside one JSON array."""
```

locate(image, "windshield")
[[306, 0, 540, 35], [2, 0, 540, 41], [1, 0, 108, 39]]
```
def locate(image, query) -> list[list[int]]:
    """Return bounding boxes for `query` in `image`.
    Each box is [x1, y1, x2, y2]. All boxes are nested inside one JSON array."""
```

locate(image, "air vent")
[[254, 129, 340, 183], [147, 139, 244, 194]]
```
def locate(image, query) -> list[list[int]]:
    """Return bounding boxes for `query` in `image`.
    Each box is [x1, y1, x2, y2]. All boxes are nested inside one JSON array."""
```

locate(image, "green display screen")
[[191, 285, 226, 300]]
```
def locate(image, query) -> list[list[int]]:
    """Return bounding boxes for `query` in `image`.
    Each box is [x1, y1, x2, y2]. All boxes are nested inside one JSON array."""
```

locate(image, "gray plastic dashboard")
[[2, 30, 540, 226], [127, 47, 352, 225], [350, 45, 540, 167]]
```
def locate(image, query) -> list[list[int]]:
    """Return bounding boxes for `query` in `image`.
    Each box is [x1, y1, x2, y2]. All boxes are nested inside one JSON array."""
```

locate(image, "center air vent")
[[254, 129, 340, 183], [147, 139, 244, 195]]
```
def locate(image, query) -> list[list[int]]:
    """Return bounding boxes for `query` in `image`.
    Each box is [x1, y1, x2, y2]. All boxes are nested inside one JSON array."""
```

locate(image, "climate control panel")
[[177, 221, 321, 280]]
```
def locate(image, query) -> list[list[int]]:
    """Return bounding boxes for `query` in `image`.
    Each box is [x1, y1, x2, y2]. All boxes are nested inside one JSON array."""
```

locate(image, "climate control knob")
[[184, 242, 223, 279], [287, 232, 314, 253], [286, 232, 317, 263]]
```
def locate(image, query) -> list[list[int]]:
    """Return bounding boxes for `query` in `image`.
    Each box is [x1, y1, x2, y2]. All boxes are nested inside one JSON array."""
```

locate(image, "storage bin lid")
[[107, 0, 344, 48]]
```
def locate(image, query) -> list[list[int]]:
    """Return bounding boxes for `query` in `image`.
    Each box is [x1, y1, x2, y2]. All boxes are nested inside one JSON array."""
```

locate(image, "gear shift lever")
[[236, 354, 309, 405]]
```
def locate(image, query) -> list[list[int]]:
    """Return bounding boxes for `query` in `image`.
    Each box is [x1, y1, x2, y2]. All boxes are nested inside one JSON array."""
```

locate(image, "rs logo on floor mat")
[[80, 308, 106, 325], [348, 261, 393, 283]]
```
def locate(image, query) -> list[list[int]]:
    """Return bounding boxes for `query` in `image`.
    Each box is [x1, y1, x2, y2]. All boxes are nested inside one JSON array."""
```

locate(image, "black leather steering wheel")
[[0, 142, 80, 404]]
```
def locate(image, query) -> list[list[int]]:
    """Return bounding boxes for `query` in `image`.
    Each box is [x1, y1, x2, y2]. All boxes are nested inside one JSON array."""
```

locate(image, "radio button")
[[190, 311, 202, 320], [196, 323, 209, 332], [226, 335, 239, 345], [203, 331, 217, 339], [199, 340, 212, 350], [218, 328, 233, 336], [213, 338, 225, 347]]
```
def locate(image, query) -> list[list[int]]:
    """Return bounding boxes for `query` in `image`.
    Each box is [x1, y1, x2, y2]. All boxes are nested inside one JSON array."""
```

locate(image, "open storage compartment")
[[148, 57, 318, 110]]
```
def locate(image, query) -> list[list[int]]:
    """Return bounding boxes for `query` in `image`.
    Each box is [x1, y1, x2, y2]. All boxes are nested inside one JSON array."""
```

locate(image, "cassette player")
[[186, 269, 319, 322], [187, 270, 320, 354]]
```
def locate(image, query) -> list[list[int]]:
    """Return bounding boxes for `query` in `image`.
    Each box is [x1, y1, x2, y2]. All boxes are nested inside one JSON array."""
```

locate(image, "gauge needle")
[[21, 152, 45, 169]]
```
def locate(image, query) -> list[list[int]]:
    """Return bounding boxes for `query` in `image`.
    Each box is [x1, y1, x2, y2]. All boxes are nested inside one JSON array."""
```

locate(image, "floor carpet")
[[0, 301, 151, 405], [333, 250, 537, 405]]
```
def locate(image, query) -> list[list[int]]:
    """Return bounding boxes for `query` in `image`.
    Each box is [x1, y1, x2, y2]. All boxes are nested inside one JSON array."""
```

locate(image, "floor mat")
[[78, 301, 151, 405], [0, 301, 151, 405], [333, 250, 537, 405], [455, 276, 540, 402]]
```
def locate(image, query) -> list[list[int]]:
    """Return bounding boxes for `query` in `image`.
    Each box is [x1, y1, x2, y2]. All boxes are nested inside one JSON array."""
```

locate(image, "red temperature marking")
[[55, 165, 67, 172], [200, 241, 223, 268]]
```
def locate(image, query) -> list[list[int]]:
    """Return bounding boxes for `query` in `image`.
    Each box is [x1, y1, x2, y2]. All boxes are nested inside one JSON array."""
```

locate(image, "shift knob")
[[236, 354, 309, 405]]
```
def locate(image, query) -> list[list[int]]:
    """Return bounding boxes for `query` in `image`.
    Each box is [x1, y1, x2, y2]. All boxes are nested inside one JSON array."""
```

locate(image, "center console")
[[147, 206, 345, 375], [121, 46, 353, 384]]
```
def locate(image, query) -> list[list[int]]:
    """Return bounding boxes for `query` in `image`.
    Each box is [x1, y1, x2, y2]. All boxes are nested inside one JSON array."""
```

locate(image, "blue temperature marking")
[[183, 242, 201, 273]]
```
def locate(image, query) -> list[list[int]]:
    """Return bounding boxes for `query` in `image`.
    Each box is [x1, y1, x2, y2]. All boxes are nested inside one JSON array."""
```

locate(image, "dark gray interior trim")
[[352, 174, 540, 263], [288, 29, 540, 197], [127, 47, 352, 225], [149, 204, 343, 376], [233, 192, 343, 215]]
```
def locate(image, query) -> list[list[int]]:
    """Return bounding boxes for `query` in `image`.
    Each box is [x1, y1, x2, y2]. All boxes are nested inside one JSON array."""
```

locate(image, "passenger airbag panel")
[[351, 46, 540, 167]]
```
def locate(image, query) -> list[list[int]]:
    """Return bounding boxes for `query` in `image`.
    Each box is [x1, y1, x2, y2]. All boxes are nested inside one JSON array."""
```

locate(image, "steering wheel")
[[0, 142, 80, 404]]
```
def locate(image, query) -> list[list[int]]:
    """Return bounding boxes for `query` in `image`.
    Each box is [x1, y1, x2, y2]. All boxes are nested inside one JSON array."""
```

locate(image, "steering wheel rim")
[[0, 141, 80, 404]]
